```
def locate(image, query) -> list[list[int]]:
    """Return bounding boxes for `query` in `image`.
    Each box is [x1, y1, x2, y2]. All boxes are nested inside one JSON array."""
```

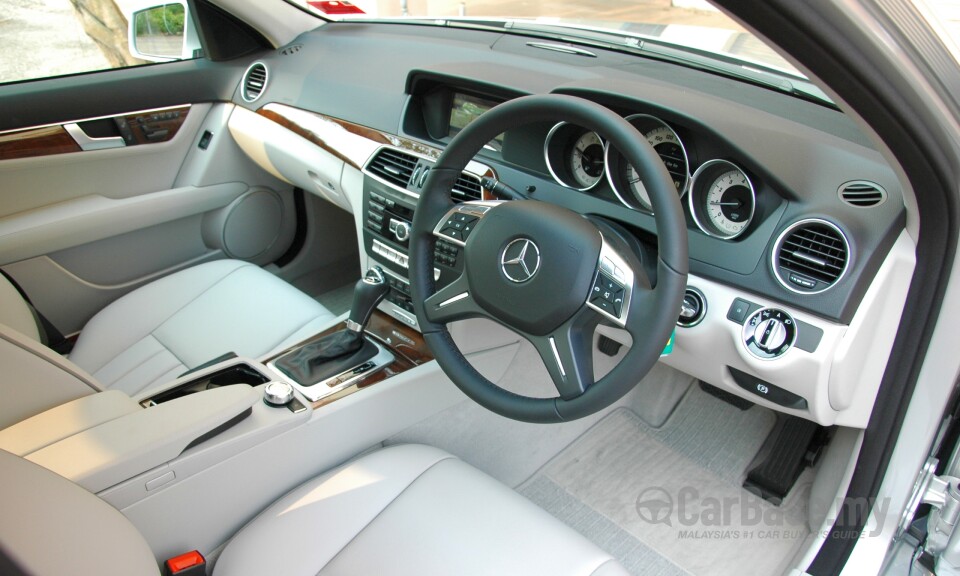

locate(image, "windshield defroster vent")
[[838, 180, 886, 207], [367, 149, 417, 188], [241, 63, 268, 103], [772, 219, 850, 294]]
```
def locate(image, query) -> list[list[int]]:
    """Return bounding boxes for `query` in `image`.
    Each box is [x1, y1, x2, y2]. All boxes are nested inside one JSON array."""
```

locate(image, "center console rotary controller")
[[741, 307, 797, 360]]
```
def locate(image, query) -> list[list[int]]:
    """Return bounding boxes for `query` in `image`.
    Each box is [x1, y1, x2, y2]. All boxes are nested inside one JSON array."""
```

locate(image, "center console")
[[361, 147, 491, 330]]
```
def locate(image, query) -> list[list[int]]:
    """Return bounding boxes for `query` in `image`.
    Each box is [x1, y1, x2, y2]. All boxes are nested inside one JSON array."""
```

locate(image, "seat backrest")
[[0, 272, 40, 342], [0, 325, 102, 429], [0, 448, 160, 576], [0, 274, 102, 429]]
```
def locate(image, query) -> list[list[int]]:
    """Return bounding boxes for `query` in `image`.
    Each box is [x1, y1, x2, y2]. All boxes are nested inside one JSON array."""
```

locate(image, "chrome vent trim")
[[453, 173, 483, 201], [838, 180, 886, 207], [241, 62, 268, 103], [367, 148, 417, 188], [772, 219, 850, 295]]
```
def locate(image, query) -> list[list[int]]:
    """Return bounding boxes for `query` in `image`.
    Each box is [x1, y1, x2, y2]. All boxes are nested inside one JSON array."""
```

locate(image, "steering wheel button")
[[601, 257, 615, 275]]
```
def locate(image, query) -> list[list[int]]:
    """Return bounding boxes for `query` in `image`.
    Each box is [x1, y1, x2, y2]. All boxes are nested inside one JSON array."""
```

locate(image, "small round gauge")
[[604, 115, 689, 212], [544, 122, 606, 190], [689, 159, 756, 240], [570, 131, 605, 188]]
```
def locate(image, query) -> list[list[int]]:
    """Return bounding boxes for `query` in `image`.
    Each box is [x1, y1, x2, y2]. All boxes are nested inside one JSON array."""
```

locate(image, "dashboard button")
[[726, 298, 755, 324]]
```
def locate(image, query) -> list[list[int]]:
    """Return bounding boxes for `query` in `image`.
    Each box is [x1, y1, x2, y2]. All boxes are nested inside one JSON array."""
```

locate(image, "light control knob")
[[742, 308, 797, 360], [263, 381, 295, 406]]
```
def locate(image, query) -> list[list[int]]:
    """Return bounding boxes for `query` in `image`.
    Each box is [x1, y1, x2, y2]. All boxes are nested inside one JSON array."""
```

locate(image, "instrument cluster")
[[542, 114, 757, 241]]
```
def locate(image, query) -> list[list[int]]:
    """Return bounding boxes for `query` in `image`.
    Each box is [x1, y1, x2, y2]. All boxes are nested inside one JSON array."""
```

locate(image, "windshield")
[[291, 0, 799, 77]]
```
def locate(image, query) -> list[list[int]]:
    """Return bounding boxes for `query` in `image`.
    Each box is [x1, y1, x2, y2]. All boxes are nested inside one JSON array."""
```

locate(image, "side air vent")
[[772, 219, 850, 294], [838, 180, 886, 207], [453, 173, 483, 201], [241, 63, 268, 103], [367, 148, 417, 189]]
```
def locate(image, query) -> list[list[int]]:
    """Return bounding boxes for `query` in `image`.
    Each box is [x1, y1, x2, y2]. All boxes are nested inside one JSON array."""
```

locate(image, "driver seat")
[[0, 444, 629, 575]]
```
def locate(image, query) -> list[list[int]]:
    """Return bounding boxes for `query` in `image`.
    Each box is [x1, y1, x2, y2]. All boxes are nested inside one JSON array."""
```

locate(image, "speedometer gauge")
[[605, 114, 689, 212], [544, 122, 606, 191], [689, 160, 755, 240]]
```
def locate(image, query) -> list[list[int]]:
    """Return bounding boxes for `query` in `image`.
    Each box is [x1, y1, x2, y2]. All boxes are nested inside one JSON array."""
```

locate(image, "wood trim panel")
[[119, 105, 191, 145], [268, 311, 434, 409], [256, 103, 497, 199], [0, 126, 81, 160], [0, 105, 191, 161]]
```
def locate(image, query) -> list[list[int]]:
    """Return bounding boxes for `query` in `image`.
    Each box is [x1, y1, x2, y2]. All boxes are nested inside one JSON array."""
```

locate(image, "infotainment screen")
[[448, 92, 504, 148]]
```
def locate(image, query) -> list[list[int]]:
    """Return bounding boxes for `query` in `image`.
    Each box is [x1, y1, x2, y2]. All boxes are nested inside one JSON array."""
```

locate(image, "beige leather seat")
[[0, 444, 629, 576], [0, 260, 334, 428]]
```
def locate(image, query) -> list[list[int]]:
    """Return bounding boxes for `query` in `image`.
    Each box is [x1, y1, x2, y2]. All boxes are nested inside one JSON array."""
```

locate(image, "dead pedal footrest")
[[743, 416, 822, 504]]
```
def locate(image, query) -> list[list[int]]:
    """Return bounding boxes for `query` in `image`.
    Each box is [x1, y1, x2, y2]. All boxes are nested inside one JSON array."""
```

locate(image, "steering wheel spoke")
[[584, 234, 637, 328], [423, 271, 484, 324], [530, 307, 600, 399]]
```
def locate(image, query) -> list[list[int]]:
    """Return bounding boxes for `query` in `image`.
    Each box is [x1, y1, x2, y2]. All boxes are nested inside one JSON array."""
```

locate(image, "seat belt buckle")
[[163, 550, 206, 576]]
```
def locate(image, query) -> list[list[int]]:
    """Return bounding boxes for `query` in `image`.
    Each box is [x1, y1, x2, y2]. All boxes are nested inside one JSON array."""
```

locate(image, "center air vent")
[[367, 149, 417, 188], [453, 173, 483, 201], [839, 180, 886, 207], [772, 219, 850, 294], [366, 148, 486, 202], [241, 63, 268, 103]]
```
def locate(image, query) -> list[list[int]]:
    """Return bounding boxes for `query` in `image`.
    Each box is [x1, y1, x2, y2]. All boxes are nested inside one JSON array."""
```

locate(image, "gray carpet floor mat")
[[518, 389, 810, 576]]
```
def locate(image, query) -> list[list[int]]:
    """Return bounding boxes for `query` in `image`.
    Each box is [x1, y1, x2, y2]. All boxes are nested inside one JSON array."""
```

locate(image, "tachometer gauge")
[[605, 115, 689, 212], [689, 159, 755, 240], [544, 122, 606, 191]]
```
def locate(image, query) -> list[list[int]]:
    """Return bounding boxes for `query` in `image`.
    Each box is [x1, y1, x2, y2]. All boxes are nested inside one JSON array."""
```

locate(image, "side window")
[[0, 0, 200, 86]]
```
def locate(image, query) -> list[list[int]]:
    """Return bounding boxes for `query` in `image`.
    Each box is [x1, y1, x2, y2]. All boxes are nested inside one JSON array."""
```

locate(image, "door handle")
[[63, 123, 126, 151]]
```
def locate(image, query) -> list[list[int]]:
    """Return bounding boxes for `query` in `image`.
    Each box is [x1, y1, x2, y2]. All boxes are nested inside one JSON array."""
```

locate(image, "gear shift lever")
[[273, 267, 390, 386], [346, 267, 389, 333]]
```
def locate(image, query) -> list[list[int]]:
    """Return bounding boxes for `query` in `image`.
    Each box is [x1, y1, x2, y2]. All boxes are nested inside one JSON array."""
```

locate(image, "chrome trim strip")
[[63, 123, 126, 151], [526, 42, 598, 57], [0, 104, 192, 137], [549, 337, 567, 377], [438, 292, 469, 307]]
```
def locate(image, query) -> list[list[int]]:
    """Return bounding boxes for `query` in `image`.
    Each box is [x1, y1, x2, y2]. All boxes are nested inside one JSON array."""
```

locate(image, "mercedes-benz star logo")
[[500, 238, 541, 283]]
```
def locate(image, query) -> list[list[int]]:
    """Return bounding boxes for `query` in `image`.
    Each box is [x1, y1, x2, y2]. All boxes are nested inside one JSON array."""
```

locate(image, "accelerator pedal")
[[744, 416, 829, 504]]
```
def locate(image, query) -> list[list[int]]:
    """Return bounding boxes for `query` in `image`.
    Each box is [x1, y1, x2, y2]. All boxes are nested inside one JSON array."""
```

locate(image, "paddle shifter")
[[273, 267, 388, 385]]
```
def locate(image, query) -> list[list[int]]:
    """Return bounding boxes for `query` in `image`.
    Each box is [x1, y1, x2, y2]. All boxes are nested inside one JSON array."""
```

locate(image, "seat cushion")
[[214, 444, 628, 576], [69, 260, 335, 397], [0, 449, 160, 576]]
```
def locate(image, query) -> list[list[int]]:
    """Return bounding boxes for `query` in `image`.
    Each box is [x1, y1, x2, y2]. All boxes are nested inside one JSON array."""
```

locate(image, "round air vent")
[[772, 219, 850, 295], [241, 62, 268, 103], [838, 180, 886, 207]]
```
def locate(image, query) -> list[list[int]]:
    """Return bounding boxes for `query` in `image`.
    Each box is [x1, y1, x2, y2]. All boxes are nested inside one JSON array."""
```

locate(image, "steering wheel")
[[409, 94, 688, 423]]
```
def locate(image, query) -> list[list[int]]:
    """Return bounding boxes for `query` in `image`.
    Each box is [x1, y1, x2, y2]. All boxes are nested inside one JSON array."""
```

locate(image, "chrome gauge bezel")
[[689, 159, 756, 240], [544, 122, 606, 191], [604, 114, 690, 213]]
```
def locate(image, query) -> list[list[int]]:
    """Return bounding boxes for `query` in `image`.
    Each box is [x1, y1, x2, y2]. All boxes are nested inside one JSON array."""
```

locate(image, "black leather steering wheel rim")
[[410, 94, 688, 423]]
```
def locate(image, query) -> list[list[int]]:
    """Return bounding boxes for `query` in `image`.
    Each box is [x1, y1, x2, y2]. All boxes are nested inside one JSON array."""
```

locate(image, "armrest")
[[27, 385, 259, 493], [0, 390, 139, 457]]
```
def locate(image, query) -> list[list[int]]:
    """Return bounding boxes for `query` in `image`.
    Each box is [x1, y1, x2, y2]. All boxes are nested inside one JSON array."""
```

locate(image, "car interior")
[[0, 0, 929, 574]]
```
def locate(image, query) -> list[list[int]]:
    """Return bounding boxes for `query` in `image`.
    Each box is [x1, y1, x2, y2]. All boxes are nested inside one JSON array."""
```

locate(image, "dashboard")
[[226, 21, 913, 429]]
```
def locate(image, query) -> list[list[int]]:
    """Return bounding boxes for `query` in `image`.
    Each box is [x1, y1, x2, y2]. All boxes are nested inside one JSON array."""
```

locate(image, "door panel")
[[0, 57, 299, 335]]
